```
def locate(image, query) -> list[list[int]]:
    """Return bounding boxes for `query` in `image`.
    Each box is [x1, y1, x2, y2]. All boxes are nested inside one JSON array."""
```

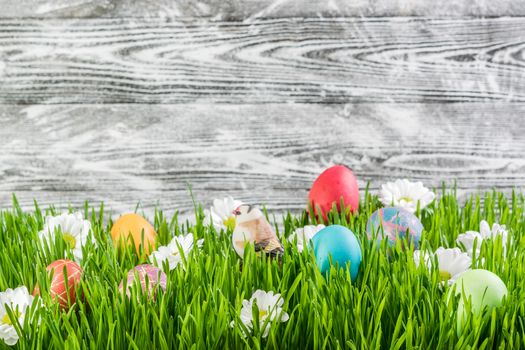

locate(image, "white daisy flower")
[[413, 247, 471, 285], [149, 234, 204, 270], [379, 179, 435, 213], [456, 220, 509, 257], [288, 225, 325, 252], [0, 286, 35, 346], [230, 290, 289, 338], [455, 231, 483, 257], [205, 196, 243, 232], [38, 212, 94, 262]]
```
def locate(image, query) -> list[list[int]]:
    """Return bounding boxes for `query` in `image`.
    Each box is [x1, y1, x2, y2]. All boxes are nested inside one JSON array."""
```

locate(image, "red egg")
[[308, 165, 359, 220], [119, 264, 167, 299], [34, 259, 83, 310]]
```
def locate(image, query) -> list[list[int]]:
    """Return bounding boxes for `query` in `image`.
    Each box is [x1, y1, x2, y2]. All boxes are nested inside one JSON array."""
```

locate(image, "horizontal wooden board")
[[0, 103, 523, 218], [0, 0, 522, 18], [1, 18, 525, 104]]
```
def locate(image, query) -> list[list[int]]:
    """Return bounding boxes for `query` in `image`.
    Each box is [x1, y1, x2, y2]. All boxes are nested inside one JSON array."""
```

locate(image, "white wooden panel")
[[0, 103, 523, 217]]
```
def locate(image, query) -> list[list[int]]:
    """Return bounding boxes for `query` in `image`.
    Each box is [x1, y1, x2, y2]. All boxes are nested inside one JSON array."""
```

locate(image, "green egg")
[[448, 269, 507, 334]]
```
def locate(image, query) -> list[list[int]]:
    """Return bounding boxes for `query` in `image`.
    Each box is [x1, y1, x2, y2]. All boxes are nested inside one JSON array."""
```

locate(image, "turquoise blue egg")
[[366, 207, 423, 249], [310, 225, 362, 281]]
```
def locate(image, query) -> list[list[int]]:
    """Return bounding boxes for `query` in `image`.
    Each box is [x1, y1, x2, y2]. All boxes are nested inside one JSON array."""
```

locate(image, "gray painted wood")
[[0, 0, 522, 18], [1, 18, 525, 104], [1, 103, 523, 217]]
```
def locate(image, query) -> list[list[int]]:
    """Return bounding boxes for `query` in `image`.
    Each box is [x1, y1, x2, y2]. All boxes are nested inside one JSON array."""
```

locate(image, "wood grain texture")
[[0, 0, 523, 18], [0, 103, 523, 217], [1, 18, 525, 104]]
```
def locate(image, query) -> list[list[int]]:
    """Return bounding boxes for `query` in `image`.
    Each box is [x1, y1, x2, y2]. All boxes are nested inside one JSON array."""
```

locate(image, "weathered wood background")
[[0, 1, 524, 218]]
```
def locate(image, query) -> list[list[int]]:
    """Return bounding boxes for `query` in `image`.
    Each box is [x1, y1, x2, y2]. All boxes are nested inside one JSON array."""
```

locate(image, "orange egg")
[[111, 213, 156, 255], [34, 259, 82, 310]]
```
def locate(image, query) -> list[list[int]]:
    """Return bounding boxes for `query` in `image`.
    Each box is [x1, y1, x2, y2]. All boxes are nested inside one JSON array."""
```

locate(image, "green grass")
[[0, 187, 524, 349]]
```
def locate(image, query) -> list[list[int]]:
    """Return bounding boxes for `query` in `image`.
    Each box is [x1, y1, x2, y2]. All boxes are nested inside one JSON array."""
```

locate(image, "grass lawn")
[[0, 187, 524, 349]]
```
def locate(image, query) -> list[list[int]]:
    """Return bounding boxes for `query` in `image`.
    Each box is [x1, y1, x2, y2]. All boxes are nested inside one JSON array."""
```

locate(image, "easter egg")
[[34, 259, 82, 310], [111, 213, 156, 255], [308, 165, 359, 221], [310, 225, 362, 281], [449, 269, 507, 333], [366, 207, 423, 249], [119, 264, 167, 298]]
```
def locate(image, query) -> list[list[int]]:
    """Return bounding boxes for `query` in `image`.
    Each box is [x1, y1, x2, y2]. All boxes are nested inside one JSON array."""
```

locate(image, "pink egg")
[[308, 165, 359, 220], [119, 264, 167, 299]]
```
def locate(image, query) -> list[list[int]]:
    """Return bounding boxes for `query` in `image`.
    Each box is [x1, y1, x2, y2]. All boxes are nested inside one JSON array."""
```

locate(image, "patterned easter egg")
[[119, 264, 167, 298], [366, 207, 423, 249], [308, 165, 359, 221], [34, 259, 83, 310], [310, 225, 362, 281], [448, 269, 507, 334], [111, 214, 156, 255]]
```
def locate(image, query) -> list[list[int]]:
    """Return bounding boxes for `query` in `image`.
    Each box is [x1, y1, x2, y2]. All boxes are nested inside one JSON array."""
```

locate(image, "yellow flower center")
[[259, 310, 268, 320], [63, 233, 77, 249], [1, 311, 21, 325], [223, 217, 236, 231], [439, 270, 451, 282], [399, 196, 413, 203]]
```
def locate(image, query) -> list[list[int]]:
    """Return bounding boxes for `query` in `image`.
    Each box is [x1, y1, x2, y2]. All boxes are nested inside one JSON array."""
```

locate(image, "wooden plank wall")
[[1, 0, 523, 18], [0, 2, 524, 218]]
